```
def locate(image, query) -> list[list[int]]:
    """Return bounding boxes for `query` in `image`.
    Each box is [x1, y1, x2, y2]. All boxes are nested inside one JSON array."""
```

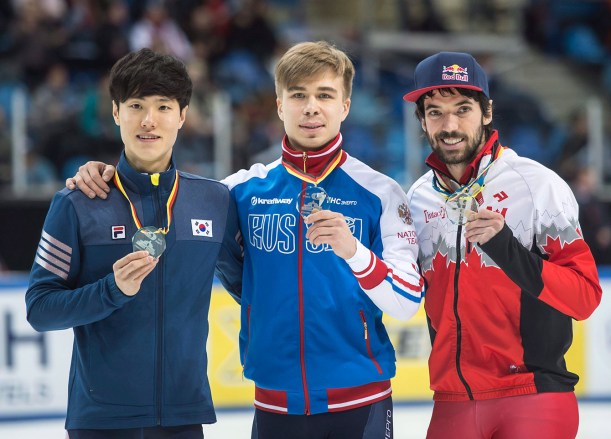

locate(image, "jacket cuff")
[[108, 274, 136, 303], [346, 240, 388, 289]]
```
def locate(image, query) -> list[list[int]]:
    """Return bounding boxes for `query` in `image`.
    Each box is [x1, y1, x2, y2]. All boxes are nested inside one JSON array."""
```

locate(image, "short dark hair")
[[414, 88, 494, 139], [109, 48, 192, 110]]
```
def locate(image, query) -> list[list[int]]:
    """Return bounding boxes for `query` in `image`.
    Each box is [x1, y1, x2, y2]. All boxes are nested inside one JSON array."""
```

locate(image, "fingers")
[[102, 165, 116, 182], [113, 251, 158, 296], [66, 177, 76, 190], [464, 208, 505, 245], [304, 212, 357, 259], [303, 209, 335, 224], [75, 161, 114, 199], [113, 250, 153, 272]]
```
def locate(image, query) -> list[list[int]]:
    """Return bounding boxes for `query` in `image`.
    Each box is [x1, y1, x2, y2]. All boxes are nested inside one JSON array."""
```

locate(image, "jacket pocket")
[[359, 310, 383, 374], [85, 332, 154, 406], [242, 304, 252, 372]]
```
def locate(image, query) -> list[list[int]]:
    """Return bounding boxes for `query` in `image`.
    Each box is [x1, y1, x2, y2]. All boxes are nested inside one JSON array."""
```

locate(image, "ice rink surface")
[[1, 401, 609, 438]]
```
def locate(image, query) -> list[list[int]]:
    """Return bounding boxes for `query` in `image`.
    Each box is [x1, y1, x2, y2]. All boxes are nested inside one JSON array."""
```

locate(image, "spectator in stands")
[[95, 0, 131, 71], [571, 166, 611, 266], [28, 62, 83, 175], [173, 58, 215, 176], [8, 1, 68, 89], [130, 0, 193, 61], [556, 106, 589, 181], [78, 72, 123, 168], [0, 107, 12, 187]]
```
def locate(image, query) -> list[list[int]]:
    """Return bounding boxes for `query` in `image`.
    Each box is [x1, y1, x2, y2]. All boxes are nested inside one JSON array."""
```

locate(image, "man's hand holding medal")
[[297, 185, 357, 260]]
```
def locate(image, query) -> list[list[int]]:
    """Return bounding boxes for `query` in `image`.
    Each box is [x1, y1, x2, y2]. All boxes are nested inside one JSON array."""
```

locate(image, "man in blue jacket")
[[67, 41, 423, 439], [26, 48, 241, 439]]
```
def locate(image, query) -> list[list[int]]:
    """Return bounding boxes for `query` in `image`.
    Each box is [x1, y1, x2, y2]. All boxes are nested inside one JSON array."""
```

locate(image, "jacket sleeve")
[[480, 173, 601, 321], [215, 191, 243, 303], [25, 192, 134, 332], [345, 180, 424, 320]]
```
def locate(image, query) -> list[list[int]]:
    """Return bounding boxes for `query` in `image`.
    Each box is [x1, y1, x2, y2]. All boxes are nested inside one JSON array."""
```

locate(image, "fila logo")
[[191, 219, 213, 237], [112, 226, 126, 240]]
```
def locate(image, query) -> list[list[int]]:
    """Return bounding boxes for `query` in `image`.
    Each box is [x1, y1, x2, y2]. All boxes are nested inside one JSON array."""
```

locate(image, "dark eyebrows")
[[125, 96, 173, 103], [424, 99, 475, 111]]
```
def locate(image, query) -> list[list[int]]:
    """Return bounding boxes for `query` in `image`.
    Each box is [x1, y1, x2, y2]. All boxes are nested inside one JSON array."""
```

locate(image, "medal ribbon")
[[432, 144, 504, 201], [113, 170, 179, 234]]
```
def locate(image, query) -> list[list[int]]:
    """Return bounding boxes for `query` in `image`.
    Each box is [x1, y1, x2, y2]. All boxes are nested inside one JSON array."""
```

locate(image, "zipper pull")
[[302, 152, 308, 173], [363, 321, 368, 340]]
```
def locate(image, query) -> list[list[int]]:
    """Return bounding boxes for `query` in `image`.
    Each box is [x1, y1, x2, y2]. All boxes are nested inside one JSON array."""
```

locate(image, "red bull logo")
[[441, 64, 469, 82]]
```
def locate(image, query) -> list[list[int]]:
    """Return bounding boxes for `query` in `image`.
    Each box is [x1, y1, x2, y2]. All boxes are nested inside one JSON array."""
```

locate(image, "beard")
[[427, 124, 485, 166]]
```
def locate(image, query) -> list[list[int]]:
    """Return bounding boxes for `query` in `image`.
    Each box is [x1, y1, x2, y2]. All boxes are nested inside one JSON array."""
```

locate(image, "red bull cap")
[[403, 52, 489, 102]]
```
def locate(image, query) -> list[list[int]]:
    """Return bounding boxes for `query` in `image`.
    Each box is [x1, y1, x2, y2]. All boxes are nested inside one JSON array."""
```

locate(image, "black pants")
[[252, 397, 393, 439], [67, 424, 203, 439]]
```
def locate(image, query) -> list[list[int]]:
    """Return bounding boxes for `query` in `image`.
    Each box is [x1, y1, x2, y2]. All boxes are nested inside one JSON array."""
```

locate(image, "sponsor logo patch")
[[112, 225, 126, 240]]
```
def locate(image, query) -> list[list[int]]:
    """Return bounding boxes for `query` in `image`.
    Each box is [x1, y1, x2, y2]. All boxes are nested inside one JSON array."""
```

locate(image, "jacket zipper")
[[154, 186, 164, 424], [454, 225, 473, 399], [297, 180, 310, 414], [359, 310, 383, 374], [302, 152, 308, 173]]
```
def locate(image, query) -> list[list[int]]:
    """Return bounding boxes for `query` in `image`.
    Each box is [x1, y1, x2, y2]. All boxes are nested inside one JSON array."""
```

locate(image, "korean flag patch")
[[191, 219, 213, 237]]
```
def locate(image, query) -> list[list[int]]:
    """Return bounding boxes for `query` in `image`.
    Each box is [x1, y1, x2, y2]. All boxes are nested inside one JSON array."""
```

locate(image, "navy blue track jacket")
[[25, 153, 242, 429]]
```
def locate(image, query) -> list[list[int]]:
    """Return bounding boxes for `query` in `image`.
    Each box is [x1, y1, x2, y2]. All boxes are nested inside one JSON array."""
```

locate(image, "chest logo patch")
[[191, 219, 213, 237], [112, 225, 126, 240]]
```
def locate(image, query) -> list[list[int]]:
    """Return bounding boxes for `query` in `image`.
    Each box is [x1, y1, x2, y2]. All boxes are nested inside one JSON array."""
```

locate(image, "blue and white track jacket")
[[217, 133, 423, 415], [26, 153, 240, 429]]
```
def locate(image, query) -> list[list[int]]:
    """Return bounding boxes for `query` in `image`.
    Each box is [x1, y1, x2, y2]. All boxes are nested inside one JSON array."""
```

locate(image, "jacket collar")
[[115, 151, 177, 195], [281, 133, 347, 184]]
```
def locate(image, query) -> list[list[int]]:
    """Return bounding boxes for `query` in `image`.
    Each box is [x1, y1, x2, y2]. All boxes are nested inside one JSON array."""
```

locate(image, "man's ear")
[[483, 99, 493, 126], [178, 105, 188, 129], [276, 97, 284, 121], [112, 101, 120, 126]]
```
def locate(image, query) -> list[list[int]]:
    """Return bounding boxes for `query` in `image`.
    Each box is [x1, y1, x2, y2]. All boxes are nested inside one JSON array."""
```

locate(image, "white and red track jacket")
[[406, 131, 602, 401], [217, 133, 423, 415]]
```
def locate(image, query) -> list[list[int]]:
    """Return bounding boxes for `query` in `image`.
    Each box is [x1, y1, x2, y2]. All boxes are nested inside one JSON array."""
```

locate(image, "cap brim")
[[403, 84, 484, 102]]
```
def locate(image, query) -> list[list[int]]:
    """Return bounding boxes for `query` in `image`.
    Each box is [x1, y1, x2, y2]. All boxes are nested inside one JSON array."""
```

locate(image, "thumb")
[[102, 165, 116, 182]]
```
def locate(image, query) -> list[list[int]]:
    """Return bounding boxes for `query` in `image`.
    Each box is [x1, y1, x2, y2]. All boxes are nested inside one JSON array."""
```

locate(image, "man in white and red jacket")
[[405, 51, 602, 439]]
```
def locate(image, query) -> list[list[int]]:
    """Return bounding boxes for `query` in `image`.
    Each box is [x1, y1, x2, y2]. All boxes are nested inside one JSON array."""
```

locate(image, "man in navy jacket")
[[26, 48, 241, 439]]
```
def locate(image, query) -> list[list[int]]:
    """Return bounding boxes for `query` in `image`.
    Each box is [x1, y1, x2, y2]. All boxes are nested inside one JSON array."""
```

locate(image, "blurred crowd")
[[0, 0, 609, 265], [0, 0, 284, 184], [523, 0, 611, 92]]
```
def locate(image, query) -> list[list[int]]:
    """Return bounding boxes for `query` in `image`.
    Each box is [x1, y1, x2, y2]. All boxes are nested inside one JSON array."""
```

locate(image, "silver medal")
[[132, 226, 166, 258]]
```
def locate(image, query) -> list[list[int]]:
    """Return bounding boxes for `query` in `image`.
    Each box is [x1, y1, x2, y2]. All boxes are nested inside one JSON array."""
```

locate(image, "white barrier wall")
[[0, 277, 72, 420], [1, 272, 610, 421]]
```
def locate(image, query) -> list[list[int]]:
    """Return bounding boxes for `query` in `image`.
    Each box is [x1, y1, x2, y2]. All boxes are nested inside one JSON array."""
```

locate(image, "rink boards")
[[1, 270, 610, 421]]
